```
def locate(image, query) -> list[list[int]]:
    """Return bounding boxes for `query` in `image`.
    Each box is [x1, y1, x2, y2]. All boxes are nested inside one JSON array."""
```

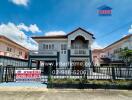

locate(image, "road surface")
[[0, 89, 132, 100]]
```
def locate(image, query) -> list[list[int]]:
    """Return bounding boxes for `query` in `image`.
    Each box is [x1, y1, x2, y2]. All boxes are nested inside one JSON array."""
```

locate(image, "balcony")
[[71, 49, 89, 56], [29, 50, 57, 56]]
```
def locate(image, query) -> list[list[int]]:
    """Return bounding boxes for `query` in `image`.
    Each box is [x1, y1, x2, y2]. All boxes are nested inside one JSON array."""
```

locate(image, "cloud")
[[17, 23, 29, 31], [29, 24, 41, 33], [0, 22, 41, 50], [128, 25, 132, 33], [17, 23, 41, 33], [91, 41, 104, 50], [45, 31, 66, 36], [9, 0, 29, 6]]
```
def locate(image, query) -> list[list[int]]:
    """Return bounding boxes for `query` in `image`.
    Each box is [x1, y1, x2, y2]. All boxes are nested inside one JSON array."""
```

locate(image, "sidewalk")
[[0, 82, 47, 91]]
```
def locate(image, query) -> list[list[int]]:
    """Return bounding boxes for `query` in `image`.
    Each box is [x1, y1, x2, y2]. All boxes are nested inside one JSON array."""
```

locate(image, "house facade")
[[102, 34, 132, 61], [0, 35, 28, 60], [29, 28, 95, 71], [0, 35, 29, 66], [92, 34, 132, 66]]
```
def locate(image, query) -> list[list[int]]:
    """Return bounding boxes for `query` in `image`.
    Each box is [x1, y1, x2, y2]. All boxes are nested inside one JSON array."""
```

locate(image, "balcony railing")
[[71, 49, 89, 56], [30, 50, 57, 56]]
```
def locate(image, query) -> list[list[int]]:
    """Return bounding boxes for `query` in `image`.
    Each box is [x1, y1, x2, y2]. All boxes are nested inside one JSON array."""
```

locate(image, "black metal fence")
[[43, 66, 132, 81], [0, 66, 132, 83], [0, 66, 32, 82]]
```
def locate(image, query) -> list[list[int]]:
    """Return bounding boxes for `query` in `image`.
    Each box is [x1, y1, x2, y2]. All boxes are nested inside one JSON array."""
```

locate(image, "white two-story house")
[[29, 28, 95, 73]]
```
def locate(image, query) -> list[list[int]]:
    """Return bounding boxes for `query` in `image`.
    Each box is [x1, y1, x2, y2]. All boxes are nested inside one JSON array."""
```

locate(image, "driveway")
[[0, 89, 132, 100]]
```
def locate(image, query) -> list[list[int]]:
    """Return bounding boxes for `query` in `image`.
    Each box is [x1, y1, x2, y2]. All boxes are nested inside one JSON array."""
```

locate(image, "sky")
[[0, 0, 132, 50]]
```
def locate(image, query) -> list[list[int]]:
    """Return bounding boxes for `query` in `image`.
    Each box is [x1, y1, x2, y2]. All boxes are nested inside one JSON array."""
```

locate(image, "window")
[[43, 44, 54, 50], [46, 45, 48, 49], [43, 44, 46, 49], [52, 44, 54, 49], [61, 44, 67, 50], [7, 47, 9, 51], [19, 51, 22, 55], [61, 44, 67, 54], [7, 47, 12, 52], [49, 44, 51, 49]]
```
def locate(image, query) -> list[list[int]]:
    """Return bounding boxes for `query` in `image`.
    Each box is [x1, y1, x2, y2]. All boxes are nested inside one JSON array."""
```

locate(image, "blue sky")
[[0, 0, 132, 50]]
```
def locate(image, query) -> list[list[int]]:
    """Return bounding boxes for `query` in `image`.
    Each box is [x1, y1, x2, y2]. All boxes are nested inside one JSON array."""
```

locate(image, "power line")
[[96, 20, 132, 40]]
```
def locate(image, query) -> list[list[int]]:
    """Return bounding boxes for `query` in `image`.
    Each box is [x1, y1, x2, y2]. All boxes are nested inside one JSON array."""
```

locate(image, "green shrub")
[[48, 78, 132, 86]]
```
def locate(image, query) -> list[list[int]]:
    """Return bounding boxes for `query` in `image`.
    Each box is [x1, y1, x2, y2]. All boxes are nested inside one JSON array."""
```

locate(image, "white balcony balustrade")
[[71, 49, 89, 56], [30, 50, 57, 56]]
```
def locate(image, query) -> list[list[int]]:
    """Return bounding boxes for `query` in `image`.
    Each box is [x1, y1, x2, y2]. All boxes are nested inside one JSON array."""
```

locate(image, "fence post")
[[47, 65, 52, 88], [85, 67, 87, 80], [0, 66, 4, 82], [13, 67, 15, 82], [93, 65, 95, 72], [112, 67, 116, 80], [5, 67, 8, 83]]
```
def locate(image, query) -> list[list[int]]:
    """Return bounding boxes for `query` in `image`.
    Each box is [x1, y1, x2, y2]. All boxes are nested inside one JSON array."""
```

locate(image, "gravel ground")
[[0, 89, 132, 100]]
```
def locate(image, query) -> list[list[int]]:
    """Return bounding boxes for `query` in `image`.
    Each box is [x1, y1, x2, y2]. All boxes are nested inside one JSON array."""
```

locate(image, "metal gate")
[[3, 66, 15, 82]]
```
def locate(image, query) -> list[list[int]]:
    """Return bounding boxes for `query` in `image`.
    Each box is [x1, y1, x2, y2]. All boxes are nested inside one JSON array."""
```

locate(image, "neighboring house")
[[92, 34, 132, 66], [29, 28, 95, 72], [0, 35, 28, 59], [0, 35, 29, 67], [92, 49, 103, 66]]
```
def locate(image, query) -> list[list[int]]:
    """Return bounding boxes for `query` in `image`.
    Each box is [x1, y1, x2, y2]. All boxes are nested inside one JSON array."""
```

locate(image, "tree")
[[119, 47, 132, 66]]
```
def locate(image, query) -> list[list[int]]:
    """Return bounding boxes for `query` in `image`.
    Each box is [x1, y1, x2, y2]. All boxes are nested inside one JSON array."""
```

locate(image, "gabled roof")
[[98, 5, 112, 10], [103, 34, 132, 50], [32, 35, 67, 39], [32, 27, 95, 39], [0, 35, 28, 51], [66, 27, 93, 36]]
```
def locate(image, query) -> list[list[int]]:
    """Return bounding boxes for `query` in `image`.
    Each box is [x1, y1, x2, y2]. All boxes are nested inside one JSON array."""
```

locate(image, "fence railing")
[[41, 67, 132, 81], [0, 66, 132, 83]]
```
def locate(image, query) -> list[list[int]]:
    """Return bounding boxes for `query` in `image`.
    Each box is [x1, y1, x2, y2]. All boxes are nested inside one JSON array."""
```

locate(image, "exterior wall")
[[30, 29, 94, 69], [67, 29, 93, 68], [103, 35, 132, 61], [38, 39, 67, 51], [92, 34, 132, 66], [67, 29, 93, 49], [0, 40, 28, 60], [38, 39, 68, 68]]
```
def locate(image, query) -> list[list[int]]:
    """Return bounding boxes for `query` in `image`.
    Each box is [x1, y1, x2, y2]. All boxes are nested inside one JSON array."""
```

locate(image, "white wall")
[[36, 29, 94, 68], [0, 41, 27, 59], [68, 29, 94, 49]]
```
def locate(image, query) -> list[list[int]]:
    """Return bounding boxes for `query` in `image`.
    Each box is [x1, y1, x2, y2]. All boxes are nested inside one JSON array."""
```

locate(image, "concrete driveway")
[[0, 89, 132, 100]]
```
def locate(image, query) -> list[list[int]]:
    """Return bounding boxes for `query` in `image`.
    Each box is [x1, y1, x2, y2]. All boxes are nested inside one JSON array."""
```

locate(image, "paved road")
[[0, 89, 132, 100]]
